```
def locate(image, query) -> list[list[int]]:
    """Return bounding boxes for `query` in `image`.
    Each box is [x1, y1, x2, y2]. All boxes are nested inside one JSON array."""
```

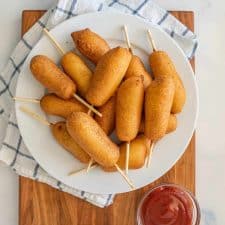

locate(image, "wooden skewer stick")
[[86, 158, 94, 173], [147, 29, 157, 52], [43, 28, 66, 55], [125, 142, 130, 175], [43, 28, 102, 118], [20, 106, 51, 126], [13, 96, 40, 103], [73, 94, 102, 117], [70, 163, 134, 189], [115, 164, 135, 189], [145, 28, 157, 168], [146, 142, 154, 168], [68, 164, 98, 176], [122, 25, 133, 175], [123, 25, 133, 54]]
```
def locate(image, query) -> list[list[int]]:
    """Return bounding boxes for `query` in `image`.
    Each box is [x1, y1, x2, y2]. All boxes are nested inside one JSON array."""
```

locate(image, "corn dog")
[[40, 94, 87, 118], [86, 47, 132, 106], [51, 121, 90, 163], [125, 55, 152, 89], [116, 76, 144, 141], [104, 135, 150, 171], [66, 112, 119, 167], [30, 55, 76, 99], [139, 114, 177, 134], [61, 52, 92, 96], [149, 51, 186, 113], [71, 28, 110, 64], [95, 95, 116, 135], [145, 76, 175, 140]]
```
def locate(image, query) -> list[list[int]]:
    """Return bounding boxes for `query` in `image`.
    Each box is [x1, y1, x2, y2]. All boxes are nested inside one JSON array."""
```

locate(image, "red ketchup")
[[138, 184, 200, 225]]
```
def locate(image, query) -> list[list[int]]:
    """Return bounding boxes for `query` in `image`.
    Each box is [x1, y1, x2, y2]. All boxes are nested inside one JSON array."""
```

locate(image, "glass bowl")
[[137, 183, 201, 225]]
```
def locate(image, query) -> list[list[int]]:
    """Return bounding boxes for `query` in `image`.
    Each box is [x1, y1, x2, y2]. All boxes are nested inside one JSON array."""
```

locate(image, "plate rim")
[[15, 11, 199, 194]]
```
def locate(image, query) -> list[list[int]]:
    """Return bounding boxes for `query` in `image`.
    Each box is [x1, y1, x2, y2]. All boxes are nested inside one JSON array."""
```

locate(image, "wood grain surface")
[[20, 10, 195, 225]]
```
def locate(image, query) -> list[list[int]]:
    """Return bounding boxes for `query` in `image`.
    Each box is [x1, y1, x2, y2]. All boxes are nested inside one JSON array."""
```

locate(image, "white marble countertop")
[[0, 0, 224, 224]]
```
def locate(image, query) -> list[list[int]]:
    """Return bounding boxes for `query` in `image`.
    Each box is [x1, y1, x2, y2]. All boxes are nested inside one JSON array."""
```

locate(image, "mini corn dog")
[[116, 76, 144, 174], [71, 28, 110, 64], [149, 51, 186, 113], [40, 94, 87, 118], [139, 114, 177, 134], [66, 112, 119, 167], [104, 135, 150, 171], [61, 52, 92, 96], [30, 55, 76, 99], [116, 76, 144, 141], [86, 47, 132, 106], [145, 76, 175, 140], [147, 30, 186, 113], [95, 95, 116, 135]]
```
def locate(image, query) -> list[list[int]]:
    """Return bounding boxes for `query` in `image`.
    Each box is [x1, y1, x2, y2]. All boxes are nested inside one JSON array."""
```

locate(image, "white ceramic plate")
[[15, 11, 198, 194]]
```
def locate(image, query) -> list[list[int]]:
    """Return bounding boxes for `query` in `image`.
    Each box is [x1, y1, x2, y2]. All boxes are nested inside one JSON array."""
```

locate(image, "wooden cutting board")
[[20, 10, 195, 225]]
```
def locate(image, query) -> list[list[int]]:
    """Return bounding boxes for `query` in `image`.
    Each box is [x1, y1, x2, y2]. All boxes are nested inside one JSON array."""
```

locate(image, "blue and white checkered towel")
[[0, 0, 197, 207]]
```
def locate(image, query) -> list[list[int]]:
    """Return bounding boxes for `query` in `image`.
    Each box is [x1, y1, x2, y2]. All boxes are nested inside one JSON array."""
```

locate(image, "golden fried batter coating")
[[166, 114, 177, 134], [139, 114, 177, 134], [125, 55, 152, 89], [149, 51, 186, 113], [116, 76, 144, 141], [40, 93, 87, 118], [61, 52, 92, 97], [66, 112, 119, 167], [145, 76, 175, 140], [71, 28, 110, 64], [86, 47, 132, 106], [30, 55, 75, 99], [95, 95, 116, 135]]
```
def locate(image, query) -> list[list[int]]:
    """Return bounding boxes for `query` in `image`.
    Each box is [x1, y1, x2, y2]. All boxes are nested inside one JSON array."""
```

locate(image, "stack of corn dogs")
[[16, 27, 186, 189]]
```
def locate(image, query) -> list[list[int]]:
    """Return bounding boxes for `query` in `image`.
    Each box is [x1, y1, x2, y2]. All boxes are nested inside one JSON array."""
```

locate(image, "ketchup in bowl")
[[137, 184, 200, 225]]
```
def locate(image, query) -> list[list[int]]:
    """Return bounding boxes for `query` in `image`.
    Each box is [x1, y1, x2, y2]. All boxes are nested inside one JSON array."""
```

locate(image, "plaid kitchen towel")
[[0, 0, 198, 207]]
